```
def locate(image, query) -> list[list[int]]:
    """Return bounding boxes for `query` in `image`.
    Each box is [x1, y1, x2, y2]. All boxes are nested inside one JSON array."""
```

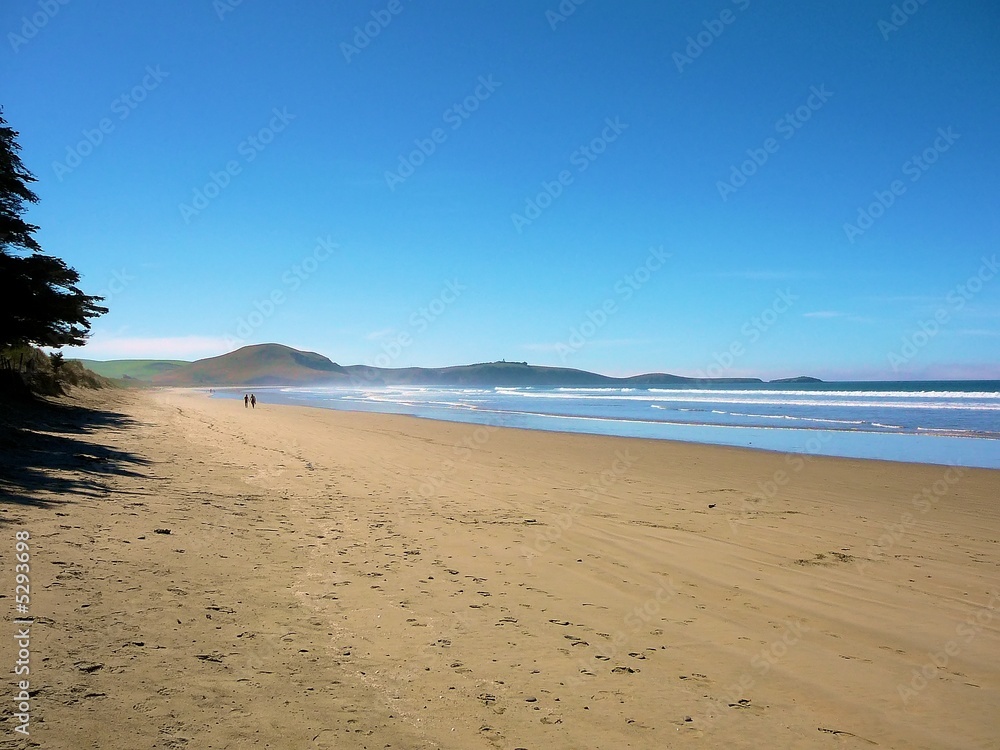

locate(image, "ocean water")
[[219, 381, 1000, 469]]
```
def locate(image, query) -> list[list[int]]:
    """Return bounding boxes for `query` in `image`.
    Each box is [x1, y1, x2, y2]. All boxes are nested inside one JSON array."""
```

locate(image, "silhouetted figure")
[[250, 393, 256, 409], [244, 394, 249, 408]]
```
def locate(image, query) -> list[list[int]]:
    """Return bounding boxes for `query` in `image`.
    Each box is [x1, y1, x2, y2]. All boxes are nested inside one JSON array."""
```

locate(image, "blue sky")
[[3, 0, 998, 380]]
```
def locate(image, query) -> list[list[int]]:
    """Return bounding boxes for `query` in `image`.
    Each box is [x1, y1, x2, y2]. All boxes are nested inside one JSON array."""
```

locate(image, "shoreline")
[[2, 386, 998, 748], [204, 385, 1000, 470]]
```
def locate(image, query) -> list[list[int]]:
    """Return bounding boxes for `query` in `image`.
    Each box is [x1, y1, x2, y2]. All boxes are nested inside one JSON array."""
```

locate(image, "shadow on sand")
[[0, 395, 151, 519]]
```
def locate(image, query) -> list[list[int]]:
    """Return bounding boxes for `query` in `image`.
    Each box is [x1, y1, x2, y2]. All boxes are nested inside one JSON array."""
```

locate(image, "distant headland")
[[76, 343, 822, 388]]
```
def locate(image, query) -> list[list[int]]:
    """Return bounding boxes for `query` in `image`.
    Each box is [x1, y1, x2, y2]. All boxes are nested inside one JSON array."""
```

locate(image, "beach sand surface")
[[1, 387, 998, 749]]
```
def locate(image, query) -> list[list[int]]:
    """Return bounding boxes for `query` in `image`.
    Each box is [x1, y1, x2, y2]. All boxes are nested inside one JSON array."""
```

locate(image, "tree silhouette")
[[0, 108, 106, 351]]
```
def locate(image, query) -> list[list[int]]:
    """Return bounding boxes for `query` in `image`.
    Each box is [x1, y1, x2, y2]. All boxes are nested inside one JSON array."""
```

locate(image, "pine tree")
[[0, 108, 106, 351]]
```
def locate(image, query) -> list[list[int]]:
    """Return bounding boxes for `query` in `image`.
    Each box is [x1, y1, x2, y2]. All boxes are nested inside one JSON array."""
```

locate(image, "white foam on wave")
[[727, 411, 869, 426], [426, 400, 478, 409], [646, 388, 1000, 399], [649, 388, 1000, 402], [493, 389, 1000, 410], [443, 406, 937, 438], [650, 404, 901, 429], [556, 387, 639, 393]]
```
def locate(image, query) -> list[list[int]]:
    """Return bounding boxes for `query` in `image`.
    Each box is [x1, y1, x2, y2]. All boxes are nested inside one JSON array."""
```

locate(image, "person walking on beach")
[[250, 393, 256, 409], [244, 394, 249, 408]]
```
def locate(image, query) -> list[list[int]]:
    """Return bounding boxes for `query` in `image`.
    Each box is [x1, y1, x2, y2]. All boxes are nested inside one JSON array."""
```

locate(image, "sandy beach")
[[1, 386, 998, 749]]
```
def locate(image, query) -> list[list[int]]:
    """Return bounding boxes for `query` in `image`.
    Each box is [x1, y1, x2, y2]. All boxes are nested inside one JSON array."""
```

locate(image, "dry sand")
[[1, 386, 998, 749]]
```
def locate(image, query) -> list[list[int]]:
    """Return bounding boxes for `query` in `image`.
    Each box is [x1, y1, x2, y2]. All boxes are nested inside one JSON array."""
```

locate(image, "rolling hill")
[[137, 344, 785, 387], [74, 359, 190, 381], [152, 344, 347, 386]]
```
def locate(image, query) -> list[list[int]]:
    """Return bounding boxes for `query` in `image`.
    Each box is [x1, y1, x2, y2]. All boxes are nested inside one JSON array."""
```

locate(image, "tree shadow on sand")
[[0, 396, 151, 519]]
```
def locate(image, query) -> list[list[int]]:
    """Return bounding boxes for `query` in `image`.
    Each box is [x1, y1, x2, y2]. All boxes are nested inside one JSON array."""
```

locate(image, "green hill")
[[148, 344, 784, 387], [74, 359, 190, 381], [344, 361, 622, 387], [152, 344, 347, 386]]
